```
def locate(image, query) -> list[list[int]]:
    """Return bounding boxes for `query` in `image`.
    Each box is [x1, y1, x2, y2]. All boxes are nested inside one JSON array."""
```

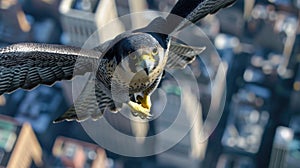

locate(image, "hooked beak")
[[140, 54, 155, 75], [144, 68, 150, 75]]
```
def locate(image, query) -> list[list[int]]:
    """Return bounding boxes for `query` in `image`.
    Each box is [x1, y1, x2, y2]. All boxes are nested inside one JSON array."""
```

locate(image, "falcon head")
[[117, 33, 165, 76]]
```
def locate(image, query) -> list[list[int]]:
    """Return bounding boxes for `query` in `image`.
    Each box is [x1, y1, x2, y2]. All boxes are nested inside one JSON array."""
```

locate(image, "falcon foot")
[[136, 95, 151, 109], [131, 111, 152, 119], [128, 97, 152, 119]]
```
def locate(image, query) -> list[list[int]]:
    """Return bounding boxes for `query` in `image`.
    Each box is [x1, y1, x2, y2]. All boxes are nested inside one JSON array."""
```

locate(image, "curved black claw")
[[131, 110, 152, 120], [131, 111, 139, 117]]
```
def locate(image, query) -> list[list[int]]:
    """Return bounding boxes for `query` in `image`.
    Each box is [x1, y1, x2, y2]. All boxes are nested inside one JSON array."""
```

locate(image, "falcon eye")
[[152, 48, 158, 55], [130, 54, 137, 60]]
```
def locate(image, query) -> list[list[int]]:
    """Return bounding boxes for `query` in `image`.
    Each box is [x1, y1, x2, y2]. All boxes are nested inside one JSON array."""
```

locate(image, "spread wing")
[[138, 0, 237, 47], [0, 43, 100, 95], [167, 0, 237, 32]]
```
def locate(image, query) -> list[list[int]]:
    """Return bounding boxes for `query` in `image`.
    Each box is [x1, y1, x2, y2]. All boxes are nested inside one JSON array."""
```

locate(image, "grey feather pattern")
[[173, 0, 237, 32], [53, 74, 116, 123], [166, 40, 205, 69], [0, 43, 100, 95]]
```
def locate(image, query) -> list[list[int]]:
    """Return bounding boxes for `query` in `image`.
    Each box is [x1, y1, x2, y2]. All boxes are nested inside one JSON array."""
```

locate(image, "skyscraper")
[[0, 115, 43, 168]]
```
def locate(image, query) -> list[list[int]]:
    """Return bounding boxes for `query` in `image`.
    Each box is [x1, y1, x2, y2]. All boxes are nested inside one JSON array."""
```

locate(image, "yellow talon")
[[137, 95, 151, 109], [128, 101, 151, 118], [127, 95, 152, 119]]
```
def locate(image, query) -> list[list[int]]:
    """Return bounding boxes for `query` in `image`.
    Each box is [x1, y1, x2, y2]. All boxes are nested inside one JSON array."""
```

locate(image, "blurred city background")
[[0, 0, 300, 167]]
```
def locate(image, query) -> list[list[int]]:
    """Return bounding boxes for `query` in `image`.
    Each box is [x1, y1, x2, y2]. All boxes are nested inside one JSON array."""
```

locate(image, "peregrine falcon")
[[0, 0, 236, 122]]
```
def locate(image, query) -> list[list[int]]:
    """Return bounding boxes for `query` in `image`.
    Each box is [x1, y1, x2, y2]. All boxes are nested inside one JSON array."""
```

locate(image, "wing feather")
[[0, 43, 100, 95], [168, 0, 237, 32], [166, 40, 205, 69], [138, 0, 237, 48], [53, 75, 115, 123]]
